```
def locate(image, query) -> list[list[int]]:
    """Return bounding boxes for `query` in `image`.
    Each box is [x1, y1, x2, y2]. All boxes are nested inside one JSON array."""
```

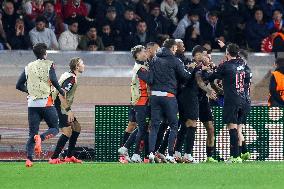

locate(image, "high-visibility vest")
[[52, 72, 78, 114], [130, 63, 150, 105], [26, 59, 53, 100], [268, 70, 284, 106]]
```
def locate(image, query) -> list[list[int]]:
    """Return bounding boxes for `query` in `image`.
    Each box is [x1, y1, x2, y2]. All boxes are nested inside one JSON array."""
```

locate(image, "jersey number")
[[236, 71, 245, 93]]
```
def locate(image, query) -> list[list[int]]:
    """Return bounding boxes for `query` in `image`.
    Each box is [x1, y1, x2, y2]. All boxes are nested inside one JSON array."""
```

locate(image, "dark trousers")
[[26, 106, 59, 159], [133, 105, 150, 155], [149, 95, 179, 156]]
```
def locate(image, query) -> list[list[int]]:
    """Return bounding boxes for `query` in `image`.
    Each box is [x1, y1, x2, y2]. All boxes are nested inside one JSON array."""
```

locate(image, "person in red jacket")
[[63, 0, 88, 19]]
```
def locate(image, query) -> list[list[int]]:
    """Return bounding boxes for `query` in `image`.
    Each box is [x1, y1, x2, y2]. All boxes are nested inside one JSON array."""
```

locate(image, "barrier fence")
[[95, 105, 284, 162]]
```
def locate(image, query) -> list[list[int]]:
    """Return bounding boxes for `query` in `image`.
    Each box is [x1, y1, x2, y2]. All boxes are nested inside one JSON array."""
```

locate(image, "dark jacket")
[[200, 20, 224, 49], [245, 19, 269, 51], [269, 67, 284, 107], [150, 47, 192, 95]]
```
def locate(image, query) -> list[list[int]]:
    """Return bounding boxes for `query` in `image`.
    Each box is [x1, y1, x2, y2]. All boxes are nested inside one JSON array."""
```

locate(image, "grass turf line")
[[0, 162, 283, 189]]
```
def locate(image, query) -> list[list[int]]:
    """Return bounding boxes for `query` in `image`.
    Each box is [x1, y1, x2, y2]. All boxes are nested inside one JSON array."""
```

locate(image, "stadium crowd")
[[0, 0, 284, 52]]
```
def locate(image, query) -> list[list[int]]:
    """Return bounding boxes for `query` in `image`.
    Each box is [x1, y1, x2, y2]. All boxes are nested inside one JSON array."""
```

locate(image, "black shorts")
[[128, 107, 136, 122], [198, 95, 213, 123], [223, 101, 246, 124], [56, 107, 77, 128], [238, 102, 251, 124], [178, 90, 199, 121]]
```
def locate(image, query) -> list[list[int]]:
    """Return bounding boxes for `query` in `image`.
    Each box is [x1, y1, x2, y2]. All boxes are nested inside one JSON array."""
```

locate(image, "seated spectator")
[[96, 0, 124, 21], [148, 4, 170, 41], [23, 0, 44, 23], [173, 10, 199, 39], [87, 40, 98, 51], [101, 24, 115, 51], [178, 0, 206, 20], [246, 8, 269, 51], [160, 0, 178, 25], [243, 0, 258, 22], [200, 11, 225, 49], [1, 1, 19, 36], [272, 31, 284, 52], [58, 18, 79, 50], [261, 0, 283, 20], [267, 9, 284, 33], [136, 0, 152, 24], [77, 25, 104, 50], [221, 0, 247, 47], [43, 0, 65, 37], [121, 8, 137, 48], [118, 0, 137, 11], [184, 24, 202, 51], [101, 7, 123, 39], [8, 17, 31, 50], [29, 16, 59, 49], [130, 20, 156, 49], [0, 20, 10, 50], [63, 0, 88, 19]]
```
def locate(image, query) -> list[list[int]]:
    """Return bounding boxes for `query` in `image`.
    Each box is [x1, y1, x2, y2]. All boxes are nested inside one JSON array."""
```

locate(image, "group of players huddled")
[[118, 39, 252, 164]]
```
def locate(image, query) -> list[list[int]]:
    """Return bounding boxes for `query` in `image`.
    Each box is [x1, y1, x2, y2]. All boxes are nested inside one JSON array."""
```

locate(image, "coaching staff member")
[[148, 39, 193, 163]]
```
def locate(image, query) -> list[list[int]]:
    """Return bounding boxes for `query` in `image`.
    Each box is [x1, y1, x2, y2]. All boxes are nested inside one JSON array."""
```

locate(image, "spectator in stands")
[[96, 0, 124, 21], [77, 25, 104, 50], [43, 1, 65, 37], [1, 1, 19, 37], [23, 0, 44, 23], [222, 0, 247, 47], [8, 17, 31, 50], [160, 0, 178, 25], [121, 8, 137, 47], [0, 19, 10, 50], [118, 0, 137, 11], [178, 0, 206, 20], [101, 23, 115, 51], [148, 4, 170, 42], [29, 16, 59, 49], [173, 10, 199, 39], [243, 0, 258, 22], [102, 7, 123, 40], [261, 0, 283, 20], [246, 8, 269, 51], [130, 20, 156, 48], [136, 0, 152, 24], [184, 24, 202, 51], [267, 9, 284, 33], [200, 11, 225, 49], [63, 0, 88, 19], [87, 40, 98, 51], [58, 18, 79, 50]]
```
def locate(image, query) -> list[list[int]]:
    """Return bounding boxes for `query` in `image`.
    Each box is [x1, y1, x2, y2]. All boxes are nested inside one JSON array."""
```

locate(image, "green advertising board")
[[95, 106, 284, 162]]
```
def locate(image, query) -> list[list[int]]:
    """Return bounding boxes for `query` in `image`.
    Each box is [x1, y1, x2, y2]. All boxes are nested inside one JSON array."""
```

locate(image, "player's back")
[[220, 59, 246, 104]]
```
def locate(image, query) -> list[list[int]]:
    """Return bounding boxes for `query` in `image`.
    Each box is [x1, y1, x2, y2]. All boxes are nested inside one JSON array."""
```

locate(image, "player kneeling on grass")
[[49, 57, 85, 164]]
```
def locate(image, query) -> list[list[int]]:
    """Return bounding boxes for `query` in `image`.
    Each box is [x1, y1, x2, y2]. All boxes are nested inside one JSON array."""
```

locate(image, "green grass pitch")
[[0, 162, 284, 189]]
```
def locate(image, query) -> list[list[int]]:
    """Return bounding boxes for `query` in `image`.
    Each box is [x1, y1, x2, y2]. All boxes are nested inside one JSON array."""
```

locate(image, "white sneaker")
[[166, 155, 177, 163], [118, 146, 128, 156], [149, 152, 155, 163], [183, 153, 197, 163], [174, 151, 183, 162], [131, 154, 142, 163], [156, 152, 167, 163]]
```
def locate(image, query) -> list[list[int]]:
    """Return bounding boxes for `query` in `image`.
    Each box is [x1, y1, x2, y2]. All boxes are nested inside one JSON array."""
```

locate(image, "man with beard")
[[29, 16, 59, 50], [58, 18, 79, 50]]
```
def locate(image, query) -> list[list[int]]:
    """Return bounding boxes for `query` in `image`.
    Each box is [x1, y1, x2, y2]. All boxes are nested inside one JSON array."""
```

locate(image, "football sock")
[[122, 132, 131, 146], [51, 134, 69, 159], [206, 146, 214, 158], [185, 127, 196, 155], [242, 141, 248, 154], [67, 131, 80, 158], [229, 129, 239, 158]]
